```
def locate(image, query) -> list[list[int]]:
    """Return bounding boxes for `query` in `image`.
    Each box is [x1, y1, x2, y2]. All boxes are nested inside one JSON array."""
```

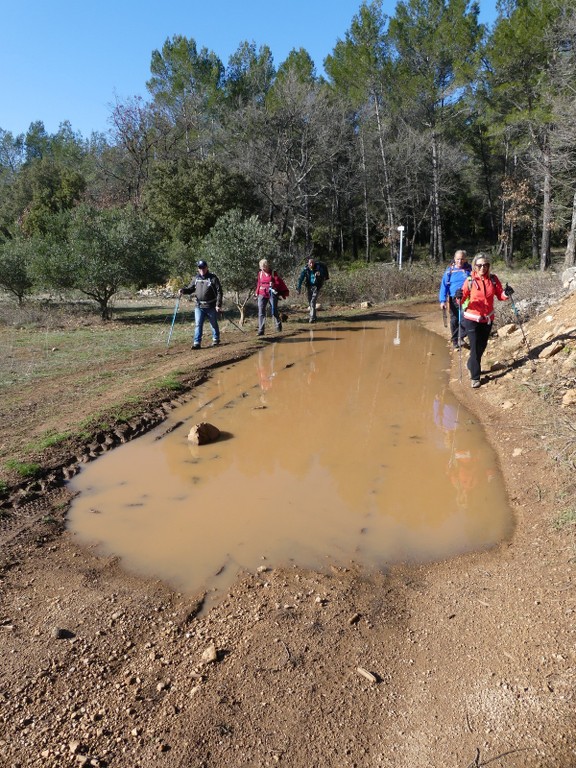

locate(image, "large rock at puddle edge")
[[188, 422, 221, 445]]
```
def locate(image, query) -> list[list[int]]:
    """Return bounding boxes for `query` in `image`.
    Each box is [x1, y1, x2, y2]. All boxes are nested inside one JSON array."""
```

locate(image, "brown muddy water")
[[67, 316, 513, 602]]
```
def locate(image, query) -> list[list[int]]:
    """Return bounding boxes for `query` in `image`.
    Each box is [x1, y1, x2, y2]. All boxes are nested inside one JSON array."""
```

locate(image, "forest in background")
[[1, 0, 576, 318]]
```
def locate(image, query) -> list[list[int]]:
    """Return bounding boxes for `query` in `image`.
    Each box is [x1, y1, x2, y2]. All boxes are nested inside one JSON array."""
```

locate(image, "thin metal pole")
[[166, 297, 180, 348], [507, 286, 534, 367], [458, 303, 463, 383]]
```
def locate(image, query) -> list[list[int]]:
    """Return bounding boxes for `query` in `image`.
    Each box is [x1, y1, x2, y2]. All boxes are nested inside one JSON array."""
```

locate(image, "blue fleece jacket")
[[438, 262, 472, 303]]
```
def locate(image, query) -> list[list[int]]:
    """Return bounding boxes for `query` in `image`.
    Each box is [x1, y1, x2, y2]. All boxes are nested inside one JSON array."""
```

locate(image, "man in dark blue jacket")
[[179, 260, 223, 349], [438, 250, 471, 349]]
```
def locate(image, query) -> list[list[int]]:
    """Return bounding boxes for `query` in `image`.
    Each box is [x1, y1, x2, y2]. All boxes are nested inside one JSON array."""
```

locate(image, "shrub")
[[318, 263, 439, 305]]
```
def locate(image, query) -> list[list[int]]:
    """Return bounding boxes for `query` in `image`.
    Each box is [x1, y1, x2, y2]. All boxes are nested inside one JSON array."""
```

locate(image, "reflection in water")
[[68, 318, 513, 600]]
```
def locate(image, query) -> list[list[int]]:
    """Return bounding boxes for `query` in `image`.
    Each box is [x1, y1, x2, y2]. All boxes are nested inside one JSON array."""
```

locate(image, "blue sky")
[[1, 0, 497, 140]]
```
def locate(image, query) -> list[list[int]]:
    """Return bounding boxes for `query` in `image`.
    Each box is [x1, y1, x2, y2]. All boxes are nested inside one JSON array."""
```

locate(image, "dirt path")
[[1, 300, 575, 768]]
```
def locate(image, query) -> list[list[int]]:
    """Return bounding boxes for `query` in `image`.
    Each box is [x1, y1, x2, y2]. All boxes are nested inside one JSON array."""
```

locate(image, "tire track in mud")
[[0, 341, 268, 568]]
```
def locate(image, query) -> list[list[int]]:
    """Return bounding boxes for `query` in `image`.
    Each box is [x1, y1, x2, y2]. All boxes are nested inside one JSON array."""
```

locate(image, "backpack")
[[462, 274, 497, 311], [273, 272, 290, 299], [317, 261, 329, 281], [308, 261, 329, 286]]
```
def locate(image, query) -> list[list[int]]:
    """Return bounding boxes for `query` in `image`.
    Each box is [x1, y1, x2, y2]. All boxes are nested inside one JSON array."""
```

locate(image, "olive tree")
[[66, 205, 166, 319], [200, 209, 279, 324], [0, 236, 35, 304]]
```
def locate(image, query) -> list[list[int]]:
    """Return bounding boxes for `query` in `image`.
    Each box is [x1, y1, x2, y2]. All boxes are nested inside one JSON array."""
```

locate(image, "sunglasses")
[[477, 263, 490, 269]]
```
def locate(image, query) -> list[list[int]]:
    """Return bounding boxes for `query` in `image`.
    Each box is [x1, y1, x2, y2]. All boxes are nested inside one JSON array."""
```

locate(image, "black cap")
[[197, 260, 208, 268]]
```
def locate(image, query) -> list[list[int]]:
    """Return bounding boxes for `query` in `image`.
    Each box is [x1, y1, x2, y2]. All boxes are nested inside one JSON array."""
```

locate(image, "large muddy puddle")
[[68, 315, 513, 600]]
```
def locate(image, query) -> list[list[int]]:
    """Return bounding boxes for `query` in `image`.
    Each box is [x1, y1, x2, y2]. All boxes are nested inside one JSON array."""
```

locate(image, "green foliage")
[[275, 48, 317, 86], [33, 431, 72, 451], [325, 0, 389, 105], [224, 41, 275, 107], [145, 157, 258, 246], [485, 0, 559, 129], [200, 209, 278, 321], [147, 35, 224, 111], [0, 236, 35, 304], [20, 158, 86, 236], [4, 460, 42, 479], [389, 0, 481, 105], [67, 205, 167, 319], [554, 507, 576, 530], [154, 374, 185, 392]]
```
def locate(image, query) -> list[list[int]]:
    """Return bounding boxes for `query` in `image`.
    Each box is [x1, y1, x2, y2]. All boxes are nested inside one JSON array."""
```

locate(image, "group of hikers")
[[439, 250, 513, 388], [178, 256, 329, 347], [177, 248, 513, 390]]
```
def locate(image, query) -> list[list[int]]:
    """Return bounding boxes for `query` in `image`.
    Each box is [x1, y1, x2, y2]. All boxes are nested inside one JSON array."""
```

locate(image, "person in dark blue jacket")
[[297, 258, 329, 323], [438, 250, 472, 350]]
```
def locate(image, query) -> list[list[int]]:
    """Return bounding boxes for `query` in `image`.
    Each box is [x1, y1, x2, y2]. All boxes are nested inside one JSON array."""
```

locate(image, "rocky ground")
[[1, 293, 575, 768]]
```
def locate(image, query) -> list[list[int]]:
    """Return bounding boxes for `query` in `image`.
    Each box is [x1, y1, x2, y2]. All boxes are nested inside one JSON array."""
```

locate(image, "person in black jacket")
[[297, 258, 329, 323], [179, 260, 223, 348]]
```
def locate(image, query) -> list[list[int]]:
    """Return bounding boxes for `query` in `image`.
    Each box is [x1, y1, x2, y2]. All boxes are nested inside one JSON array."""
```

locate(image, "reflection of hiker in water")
[[306, 328, 318, 385], [447, 443, 496, 511], [256, 347, 276, 399], [433, 391, 459, 449]]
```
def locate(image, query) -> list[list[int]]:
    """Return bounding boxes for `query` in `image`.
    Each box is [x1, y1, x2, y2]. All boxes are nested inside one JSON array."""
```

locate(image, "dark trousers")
[[463, 319, 492, 381], [449, 297, 466, 346], [307, 285, 320, 321]]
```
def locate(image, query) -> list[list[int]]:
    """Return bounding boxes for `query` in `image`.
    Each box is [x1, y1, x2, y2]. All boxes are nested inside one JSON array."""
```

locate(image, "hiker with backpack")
[[179, 260, 223, 349], [255, 259, 289, 337], [297, 257, 329, 323], [455, 253, 513, 389], [439, 249, 472, 350]]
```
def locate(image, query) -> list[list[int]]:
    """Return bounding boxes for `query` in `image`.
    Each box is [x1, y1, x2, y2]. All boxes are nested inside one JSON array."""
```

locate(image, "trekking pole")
[[226, 315, 246, 333], [166, 296, 180, 348], [457, 302, 463, 383], [505, 284, 534, 365], [442, 305, 447, 328]]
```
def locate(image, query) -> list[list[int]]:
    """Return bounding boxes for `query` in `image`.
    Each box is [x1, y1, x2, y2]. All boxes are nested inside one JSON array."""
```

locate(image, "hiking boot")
[[211, 340, 220, 347], [192, 343, 201, 349], [276, 323, 282, 332], [257, 331, 264, 337], [471, 379, 481, 388]]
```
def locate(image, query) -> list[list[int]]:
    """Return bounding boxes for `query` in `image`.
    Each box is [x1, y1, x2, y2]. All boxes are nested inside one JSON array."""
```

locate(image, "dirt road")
[[1, 298, 575, 768]]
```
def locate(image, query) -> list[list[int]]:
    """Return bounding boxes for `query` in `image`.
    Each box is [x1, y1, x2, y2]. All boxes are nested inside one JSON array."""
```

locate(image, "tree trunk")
[[431, 131, 444, 262], [373, 98, 396, 260], [359, 131, 371, 262], [565, 189, 576, 268], [477, 126, 497, 238], [540, 142, 552, 271], [508, 221, 514, 266]]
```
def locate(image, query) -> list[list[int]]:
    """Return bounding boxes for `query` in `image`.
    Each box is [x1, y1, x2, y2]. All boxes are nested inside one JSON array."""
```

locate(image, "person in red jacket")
[[255, 259, 289, 337], [456, 253, 513, 389]]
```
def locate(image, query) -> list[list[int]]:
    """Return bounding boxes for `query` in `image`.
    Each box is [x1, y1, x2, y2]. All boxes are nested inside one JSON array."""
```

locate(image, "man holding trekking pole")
[[179, 260, 223, 349], [439, 249, 472, 350]]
